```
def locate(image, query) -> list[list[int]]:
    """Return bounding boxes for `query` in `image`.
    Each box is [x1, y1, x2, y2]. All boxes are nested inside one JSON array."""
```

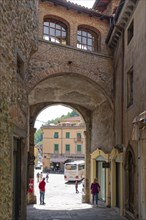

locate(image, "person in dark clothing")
[[38, 178, 46, 205], [36, 172, 40, 182], [75, 180, 79, 193], [46, 172, 49, 183], [91, 178, 100, 206]]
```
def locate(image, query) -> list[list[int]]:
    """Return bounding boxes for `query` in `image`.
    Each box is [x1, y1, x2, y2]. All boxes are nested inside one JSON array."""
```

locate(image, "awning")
[[50, 158, 68, 163]]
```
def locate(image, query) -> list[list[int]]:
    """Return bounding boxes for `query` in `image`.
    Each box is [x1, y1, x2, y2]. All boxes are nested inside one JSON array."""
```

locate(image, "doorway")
[[13, 137, 22, 220], [96, 156, 106, 201], [116, 162, 121, 207]]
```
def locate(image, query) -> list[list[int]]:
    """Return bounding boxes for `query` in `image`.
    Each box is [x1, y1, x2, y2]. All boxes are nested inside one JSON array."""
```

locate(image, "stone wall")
[[0, 1, 38, 219]]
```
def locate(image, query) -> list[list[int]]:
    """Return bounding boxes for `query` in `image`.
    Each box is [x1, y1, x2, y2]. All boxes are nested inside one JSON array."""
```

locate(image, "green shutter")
[[77, 133, 81, 138], [66, 144, 70, 151], [54, 132, 58, 138], [77, 144, 81, 152], [54, 144, 59, 151], [66, 132, 70, 138]]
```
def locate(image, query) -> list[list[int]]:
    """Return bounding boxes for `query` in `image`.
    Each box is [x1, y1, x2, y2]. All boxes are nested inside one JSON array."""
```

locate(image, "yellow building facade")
[[91, 147, 123, 214], [42, 117, 86, 172]]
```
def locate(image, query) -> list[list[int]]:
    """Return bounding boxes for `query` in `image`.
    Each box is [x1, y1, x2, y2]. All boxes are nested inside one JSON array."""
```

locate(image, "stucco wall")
[[114, 0, 146, 147]]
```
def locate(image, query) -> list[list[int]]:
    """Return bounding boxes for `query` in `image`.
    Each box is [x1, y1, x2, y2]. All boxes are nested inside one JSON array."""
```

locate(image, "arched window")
[[77, 27, 99, 52], [43, 18, 67, 45]]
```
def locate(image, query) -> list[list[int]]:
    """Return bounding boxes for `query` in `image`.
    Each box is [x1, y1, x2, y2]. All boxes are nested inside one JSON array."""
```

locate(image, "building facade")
[[106, 0, 146, 219], [42, 116, 85, 171], [0, 0, 146, 220]]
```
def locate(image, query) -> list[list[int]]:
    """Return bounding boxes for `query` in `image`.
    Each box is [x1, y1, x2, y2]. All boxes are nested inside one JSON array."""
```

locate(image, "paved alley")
[[26, 172, 127, 220]]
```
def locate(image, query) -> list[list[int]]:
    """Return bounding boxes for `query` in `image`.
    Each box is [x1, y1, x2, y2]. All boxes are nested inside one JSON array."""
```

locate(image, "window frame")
[[54, 144, 59, 153], [66, 132, 70, 139], [54, 132, 59, 139], [77, 132, 81, 141], [127, 67, 133, 108], [76, 144, 82, 153], [77, 27, 99, 52], [65, 144, 70, 153], [127, 20, 134, 45], [43, 18, 68, 45]]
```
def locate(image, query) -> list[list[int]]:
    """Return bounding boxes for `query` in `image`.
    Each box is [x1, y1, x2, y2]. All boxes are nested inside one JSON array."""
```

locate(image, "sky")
[[34, 105, 73, 130], [67, 0, 95, 8], [35, 1, 95, 130]]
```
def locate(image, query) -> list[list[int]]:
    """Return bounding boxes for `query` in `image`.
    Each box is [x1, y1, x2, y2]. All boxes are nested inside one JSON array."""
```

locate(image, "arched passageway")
[[27, 72, 114, 207]]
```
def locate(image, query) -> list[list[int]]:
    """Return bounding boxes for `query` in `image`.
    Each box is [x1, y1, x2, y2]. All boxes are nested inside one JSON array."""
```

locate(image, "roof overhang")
[[40, 0, 110, 20], [93, 0, 111, 12], [50, 157, 68, 163], [106, 0, 138, 48]]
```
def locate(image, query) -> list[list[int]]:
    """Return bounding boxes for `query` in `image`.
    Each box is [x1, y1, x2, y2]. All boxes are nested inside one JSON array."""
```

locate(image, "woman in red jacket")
[[39, 178, 46, 205]]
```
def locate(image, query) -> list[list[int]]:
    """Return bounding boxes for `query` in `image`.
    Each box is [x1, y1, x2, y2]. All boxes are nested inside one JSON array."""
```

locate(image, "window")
[[127, 68, 133, 107], [127, 20, 134, 44], [65, 164, 77, 170], [54, 144, 59, 153], [66, 132, 70, 138], [77, 28, 99, 52], [65, 144, 70, 152], [43, 18, 67, 45], [54, 132, 59, 138], [17, 55, 24, 79], [77, 133, 81, 141], [77, 144, 81, 152], [78, 164, 85, 170]]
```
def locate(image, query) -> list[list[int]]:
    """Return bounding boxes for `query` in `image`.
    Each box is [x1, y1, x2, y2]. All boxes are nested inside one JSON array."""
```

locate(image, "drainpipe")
[[121, 28, 125, 216]]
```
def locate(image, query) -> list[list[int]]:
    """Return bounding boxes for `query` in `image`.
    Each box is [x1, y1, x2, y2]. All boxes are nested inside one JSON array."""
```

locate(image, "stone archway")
[[27, 71, 114, 204], [28, 102, 92, 203]]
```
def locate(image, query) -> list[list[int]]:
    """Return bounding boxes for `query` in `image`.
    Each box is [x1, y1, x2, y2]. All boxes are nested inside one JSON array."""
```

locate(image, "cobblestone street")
[[27, 173, 127, 220]]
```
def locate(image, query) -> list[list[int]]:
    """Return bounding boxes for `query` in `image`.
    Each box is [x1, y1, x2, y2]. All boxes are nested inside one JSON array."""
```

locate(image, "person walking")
[[36, 172, 40, 182], [40, 172, 43, 181], [46, 172, 49, 183], [38, 178, 46, 205], [91, 178, 100, 206], [75, 180, 79, 193]]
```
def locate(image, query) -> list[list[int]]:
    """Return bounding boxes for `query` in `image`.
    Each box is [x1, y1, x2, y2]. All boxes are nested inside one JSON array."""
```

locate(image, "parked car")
[[35, 164, 41, 169]]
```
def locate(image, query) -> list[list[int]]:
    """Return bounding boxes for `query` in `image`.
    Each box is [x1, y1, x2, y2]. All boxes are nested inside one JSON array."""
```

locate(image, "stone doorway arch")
[[28, 102, 92, 203], [27, 72, 114, 204]]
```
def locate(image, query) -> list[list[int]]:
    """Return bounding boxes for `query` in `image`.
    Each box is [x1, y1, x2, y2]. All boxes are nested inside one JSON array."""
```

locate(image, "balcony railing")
[[74, 137, 83, 143]]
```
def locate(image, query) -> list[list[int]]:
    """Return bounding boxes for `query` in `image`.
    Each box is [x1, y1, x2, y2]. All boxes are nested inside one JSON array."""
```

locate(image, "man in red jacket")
[[39, 178, 46, 205]]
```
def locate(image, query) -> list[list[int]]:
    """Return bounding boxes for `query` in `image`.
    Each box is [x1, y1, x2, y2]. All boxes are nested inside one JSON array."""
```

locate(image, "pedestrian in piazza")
[[36, 172, 40, 182], [46, 172, 49, 183], [90, 178, 100, 206], [38, 178, 46, 205], [75, 180, 79, 193], [40, 172, 43, 181]]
